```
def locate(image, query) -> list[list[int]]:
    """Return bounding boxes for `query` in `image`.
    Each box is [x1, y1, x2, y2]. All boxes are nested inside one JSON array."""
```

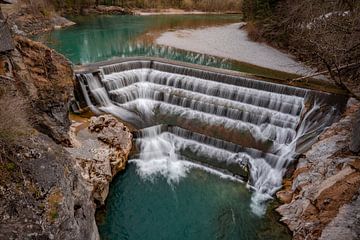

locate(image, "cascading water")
[[76, 60, 345, 216]]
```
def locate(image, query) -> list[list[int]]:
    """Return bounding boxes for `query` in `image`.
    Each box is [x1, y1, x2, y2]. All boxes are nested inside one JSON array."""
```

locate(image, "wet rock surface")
[[276, 99, 360, 240], [67, 114, 132, 204]]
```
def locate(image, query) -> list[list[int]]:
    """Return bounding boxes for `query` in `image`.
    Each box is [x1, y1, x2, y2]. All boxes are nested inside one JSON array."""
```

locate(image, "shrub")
[[245, 21, 263, 42]]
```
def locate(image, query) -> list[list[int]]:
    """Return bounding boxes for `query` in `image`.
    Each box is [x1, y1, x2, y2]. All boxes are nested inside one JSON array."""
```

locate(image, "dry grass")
[[46, 188, 63, 222], [0, 86, 31, 141]]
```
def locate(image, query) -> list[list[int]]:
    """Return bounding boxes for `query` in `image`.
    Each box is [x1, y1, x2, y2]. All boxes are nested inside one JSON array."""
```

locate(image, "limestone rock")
[[276, 99, 360, 240], [320, 191, 360, 240], [9, 36, 74, 145], [67, 115, 132, 205], [51, 16, 76, 29], [276, 190, 293, 204]]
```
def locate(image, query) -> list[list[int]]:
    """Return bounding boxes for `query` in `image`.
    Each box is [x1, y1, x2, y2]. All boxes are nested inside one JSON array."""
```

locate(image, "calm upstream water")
[[35, 14, 295, 79], [38, 15, 294, 239], [35, 14, 239, 66]]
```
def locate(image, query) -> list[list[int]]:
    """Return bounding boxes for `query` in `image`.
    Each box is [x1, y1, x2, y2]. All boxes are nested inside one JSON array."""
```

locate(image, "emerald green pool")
[[98, 164, 290, 240]]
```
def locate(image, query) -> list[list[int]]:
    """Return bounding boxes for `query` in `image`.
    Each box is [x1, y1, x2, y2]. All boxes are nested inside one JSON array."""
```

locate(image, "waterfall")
[[76, 60, 345, 215]]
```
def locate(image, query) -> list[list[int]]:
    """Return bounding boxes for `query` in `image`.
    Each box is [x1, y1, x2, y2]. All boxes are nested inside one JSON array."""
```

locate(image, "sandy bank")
[[156, 23, 314, 75]]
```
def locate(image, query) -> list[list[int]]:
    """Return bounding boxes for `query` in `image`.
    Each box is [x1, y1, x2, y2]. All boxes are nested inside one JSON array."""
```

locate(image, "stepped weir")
[[74, 58, 347, 215]]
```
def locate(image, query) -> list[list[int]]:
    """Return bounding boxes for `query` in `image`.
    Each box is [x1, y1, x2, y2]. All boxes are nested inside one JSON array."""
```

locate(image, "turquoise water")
[[98, 164, 291, 240], [35, 14, 239, 67], [35, 14, 296, 79]]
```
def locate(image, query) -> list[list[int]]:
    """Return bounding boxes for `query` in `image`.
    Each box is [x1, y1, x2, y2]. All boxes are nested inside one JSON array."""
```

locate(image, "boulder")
[[67, 115, 132, 204], [10, 36, 74, 145]]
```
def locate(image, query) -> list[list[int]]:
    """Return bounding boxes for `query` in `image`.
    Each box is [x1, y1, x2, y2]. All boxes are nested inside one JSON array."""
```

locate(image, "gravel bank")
[[156, 23, 314, 75]]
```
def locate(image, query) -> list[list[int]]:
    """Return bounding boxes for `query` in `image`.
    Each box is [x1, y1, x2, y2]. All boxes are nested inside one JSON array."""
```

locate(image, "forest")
[[38, 0, 242, 11]]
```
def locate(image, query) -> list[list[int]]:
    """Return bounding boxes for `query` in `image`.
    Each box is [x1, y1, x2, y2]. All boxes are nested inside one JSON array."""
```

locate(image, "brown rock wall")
[[276, 99, 360, 240]]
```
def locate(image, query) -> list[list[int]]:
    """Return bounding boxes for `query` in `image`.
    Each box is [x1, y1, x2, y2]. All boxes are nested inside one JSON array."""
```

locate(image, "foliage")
[[47, 189, 63, 222], [50, 0, 242, 12], [23, 0, 56, 16]]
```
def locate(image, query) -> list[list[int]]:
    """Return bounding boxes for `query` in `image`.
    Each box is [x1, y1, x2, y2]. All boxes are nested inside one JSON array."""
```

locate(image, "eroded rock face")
[[10, 36, 74, 145], [0, 36, 99, 240], [276, 99, 360, 240], [0, 136, 99, 240], [319, 191, 360, 240], [67, 115, 132, 204]]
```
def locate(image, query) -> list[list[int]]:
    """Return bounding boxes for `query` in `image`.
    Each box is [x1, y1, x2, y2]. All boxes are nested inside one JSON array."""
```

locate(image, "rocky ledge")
[[276, 99, 360, 240], [1, 31, 133, 239], [67, 114, 133, 205]]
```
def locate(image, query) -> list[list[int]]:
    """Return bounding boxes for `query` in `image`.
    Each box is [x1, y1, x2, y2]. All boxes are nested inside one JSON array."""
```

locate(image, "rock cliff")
[[276, 99, 360, 240], [0, 36, 98, 240], [10, 36, 74, 144]]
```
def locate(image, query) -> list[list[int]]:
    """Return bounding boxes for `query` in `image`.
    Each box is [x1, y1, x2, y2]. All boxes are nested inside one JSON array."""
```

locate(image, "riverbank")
[[0, 2, 75, 36], [156, 22, 316, 76]]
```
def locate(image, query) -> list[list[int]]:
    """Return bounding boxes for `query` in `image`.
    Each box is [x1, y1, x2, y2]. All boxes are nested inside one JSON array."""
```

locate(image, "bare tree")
[[268, 0, 360, 100]]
